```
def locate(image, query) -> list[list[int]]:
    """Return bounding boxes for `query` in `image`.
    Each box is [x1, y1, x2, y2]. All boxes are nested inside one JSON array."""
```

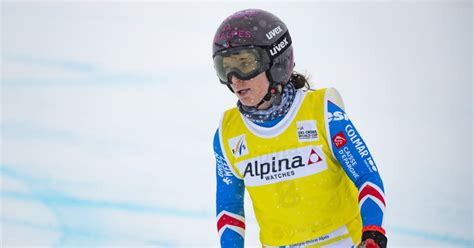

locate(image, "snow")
[[1, 2, 472, 247]]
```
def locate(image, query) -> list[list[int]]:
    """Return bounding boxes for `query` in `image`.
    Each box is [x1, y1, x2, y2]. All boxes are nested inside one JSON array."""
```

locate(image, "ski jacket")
[[214, 88, 385, 247]]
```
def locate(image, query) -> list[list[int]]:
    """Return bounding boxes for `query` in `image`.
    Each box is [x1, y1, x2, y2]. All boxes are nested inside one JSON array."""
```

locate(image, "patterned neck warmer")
[[237, 83, 296, 124]]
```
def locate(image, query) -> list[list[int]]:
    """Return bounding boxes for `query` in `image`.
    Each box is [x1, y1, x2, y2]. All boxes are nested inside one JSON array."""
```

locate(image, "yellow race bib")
[[219, 88, 360, 246]]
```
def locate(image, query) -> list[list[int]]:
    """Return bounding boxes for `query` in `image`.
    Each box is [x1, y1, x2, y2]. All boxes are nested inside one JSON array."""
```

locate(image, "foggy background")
[[1, 1, 472, 247]]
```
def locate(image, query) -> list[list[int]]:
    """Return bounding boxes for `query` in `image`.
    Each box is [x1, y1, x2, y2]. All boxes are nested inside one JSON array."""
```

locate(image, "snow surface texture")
[[1, 2, 472, 247]]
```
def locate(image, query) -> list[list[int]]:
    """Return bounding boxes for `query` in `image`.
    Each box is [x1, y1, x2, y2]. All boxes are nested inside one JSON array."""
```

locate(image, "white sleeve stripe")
[[216, 210, 245, 222], [359, 195, 386, 214]]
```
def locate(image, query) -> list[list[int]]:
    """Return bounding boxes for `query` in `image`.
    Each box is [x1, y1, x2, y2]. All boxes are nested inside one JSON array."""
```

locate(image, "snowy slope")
[[1, 2, 472, 247]]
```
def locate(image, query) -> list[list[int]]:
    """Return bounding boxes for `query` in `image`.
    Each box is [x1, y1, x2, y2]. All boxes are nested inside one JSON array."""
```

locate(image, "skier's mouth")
[[237, 88, 250, 96]]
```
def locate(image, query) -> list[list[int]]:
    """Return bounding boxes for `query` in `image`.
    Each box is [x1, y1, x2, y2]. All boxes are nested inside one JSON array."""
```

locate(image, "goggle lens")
[[223, 53, 259, 74], [213, 48, 269, 84]]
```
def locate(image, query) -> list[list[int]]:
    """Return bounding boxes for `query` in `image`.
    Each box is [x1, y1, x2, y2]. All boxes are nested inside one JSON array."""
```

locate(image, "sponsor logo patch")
[[228, 134, 249, 158], [338, 146, 360, 179], [215, 152, 234, 184], [345, 124, 369, 158], [269, 37, 289, 56], [364, 157, 377, 172], [328, 111, 349, 123], [235, 146, 327, 186], [266, 25, 283, 40], [332, 131, 347, 149], [297, 120, 319, 142]]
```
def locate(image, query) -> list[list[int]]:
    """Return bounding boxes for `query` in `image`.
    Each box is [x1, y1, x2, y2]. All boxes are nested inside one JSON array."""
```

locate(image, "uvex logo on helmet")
[[269, 37, 289, 57], [266, 26, 283, 40]]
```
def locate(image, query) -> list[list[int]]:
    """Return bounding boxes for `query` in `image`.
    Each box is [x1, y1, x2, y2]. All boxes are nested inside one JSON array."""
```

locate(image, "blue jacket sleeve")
[[214, 129, 246, 247], [327, 101, 386, 230]]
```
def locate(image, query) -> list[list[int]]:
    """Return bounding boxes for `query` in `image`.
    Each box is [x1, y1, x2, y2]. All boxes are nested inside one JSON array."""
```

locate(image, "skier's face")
[[229, 72, 270, 107]]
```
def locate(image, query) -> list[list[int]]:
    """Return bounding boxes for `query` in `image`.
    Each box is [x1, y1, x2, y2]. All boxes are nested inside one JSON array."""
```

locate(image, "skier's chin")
[[239, 97, 259, 107]]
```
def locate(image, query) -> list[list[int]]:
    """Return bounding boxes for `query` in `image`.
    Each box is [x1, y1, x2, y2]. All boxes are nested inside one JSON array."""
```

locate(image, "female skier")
[[212, 9, 387, 248]]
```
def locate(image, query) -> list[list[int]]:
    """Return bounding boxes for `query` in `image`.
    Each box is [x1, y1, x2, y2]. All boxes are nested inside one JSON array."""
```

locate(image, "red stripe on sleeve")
[[359, 184, 386, 207], [217, 214, 246, 232]]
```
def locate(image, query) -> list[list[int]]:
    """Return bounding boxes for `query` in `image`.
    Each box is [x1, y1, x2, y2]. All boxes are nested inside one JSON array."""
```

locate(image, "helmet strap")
[[254, 82, 282, 109]]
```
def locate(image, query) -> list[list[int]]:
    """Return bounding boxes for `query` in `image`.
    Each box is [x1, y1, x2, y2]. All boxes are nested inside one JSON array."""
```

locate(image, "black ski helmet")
[[212, 9, 295, 88]]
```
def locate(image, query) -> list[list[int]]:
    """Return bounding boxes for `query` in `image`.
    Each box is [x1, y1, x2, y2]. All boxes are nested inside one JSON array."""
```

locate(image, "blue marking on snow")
[[0, 165, 213, 218], [1, 164, 201, 246], [1, 122, 78, 142], [0, 217, 106, 239], [1, 122, 146, 154], [1, 53, 212, 87], [3, 53, 100, 73], [2, 166, 471, 246], [1, 190, 212, 218], [388, 225, 473, 247]]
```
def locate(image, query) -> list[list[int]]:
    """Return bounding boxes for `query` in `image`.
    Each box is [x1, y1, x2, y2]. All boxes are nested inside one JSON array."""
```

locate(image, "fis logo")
[[332, 131, 347, 149], [235, 146, 327, 186], [228, 134, 249, 158]]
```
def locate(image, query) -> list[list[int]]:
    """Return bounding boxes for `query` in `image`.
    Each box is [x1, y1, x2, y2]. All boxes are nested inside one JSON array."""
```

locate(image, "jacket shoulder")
[[326, 87, 345, 111]]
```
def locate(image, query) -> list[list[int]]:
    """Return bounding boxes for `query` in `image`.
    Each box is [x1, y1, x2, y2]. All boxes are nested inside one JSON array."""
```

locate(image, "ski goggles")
[[213, 46, 271, 85], [213, 31, 292, 85]]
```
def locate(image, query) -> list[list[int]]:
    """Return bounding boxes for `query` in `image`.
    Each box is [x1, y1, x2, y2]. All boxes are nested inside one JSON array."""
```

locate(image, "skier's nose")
[[231, 75, 244, 85]]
